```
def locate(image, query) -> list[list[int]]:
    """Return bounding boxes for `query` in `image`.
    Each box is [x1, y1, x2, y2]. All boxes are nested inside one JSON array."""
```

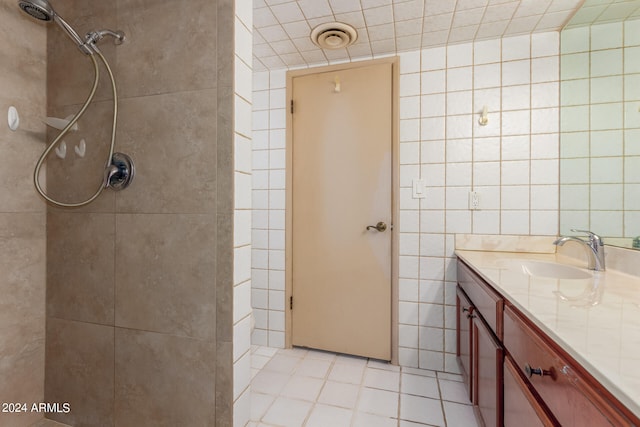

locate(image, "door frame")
[[284, 57, 400, 364]]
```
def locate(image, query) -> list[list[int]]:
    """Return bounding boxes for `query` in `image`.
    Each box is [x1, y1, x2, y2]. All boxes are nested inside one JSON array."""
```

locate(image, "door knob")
[[366, 221, 387, 232]]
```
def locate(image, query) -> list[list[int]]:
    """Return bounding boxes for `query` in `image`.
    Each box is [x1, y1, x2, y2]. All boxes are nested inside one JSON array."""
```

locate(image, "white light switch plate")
[[413, 179, 425, 199]]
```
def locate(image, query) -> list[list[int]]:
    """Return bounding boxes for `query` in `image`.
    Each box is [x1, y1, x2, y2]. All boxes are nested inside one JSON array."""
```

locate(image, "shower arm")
[[33, 50, 119, 207]]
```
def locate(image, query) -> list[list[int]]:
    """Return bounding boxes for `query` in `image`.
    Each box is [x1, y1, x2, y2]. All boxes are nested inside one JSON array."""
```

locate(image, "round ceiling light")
[[310, 22, 358, 50]]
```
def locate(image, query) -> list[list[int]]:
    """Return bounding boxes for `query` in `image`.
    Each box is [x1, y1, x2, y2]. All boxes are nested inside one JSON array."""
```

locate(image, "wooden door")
[[290, 62, 393, 360]]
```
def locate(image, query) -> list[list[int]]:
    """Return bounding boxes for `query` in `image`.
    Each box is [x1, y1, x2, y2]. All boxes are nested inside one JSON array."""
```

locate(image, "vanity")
[[455, 247, 640, 427]]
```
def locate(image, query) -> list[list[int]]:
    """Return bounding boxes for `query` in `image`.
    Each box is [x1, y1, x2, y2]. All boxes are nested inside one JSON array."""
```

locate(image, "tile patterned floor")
[[249, 346, 480, 427]]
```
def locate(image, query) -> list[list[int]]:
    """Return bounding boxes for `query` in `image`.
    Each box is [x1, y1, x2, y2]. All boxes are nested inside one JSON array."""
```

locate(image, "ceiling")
[[252, 0, 640, 71]]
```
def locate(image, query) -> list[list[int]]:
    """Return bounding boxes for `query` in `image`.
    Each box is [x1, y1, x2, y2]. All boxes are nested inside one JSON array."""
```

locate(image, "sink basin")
[[496, 259, 592, 280]]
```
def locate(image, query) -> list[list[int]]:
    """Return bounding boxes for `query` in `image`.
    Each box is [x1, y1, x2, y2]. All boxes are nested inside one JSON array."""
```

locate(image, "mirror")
[[559, 0, 640, 249]]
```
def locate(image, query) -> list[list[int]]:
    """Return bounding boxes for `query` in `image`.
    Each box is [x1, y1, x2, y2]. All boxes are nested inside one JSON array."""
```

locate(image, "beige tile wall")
[[0, 1, 47, 426], [44, 1, 235, 425]]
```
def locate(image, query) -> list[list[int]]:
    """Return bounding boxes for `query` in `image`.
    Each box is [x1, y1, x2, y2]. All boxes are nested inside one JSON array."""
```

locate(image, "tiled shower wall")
[[0, 3, 47, 426], [560, 19, 640, 238], [44, 1, 235, 425], [252, 31, 561, 372]]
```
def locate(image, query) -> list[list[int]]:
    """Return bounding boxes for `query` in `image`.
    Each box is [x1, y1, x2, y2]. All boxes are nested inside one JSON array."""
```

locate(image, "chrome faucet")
[[553, 229, 605, 271]]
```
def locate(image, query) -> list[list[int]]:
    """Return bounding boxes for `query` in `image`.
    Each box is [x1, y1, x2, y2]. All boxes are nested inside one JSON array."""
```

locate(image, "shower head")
[[18, 0, 53, 21], [18, 0, 93, 55]]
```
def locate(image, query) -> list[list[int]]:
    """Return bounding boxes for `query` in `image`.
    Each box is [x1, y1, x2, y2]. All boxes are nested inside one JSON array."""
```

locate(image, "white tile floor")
[[249, 346, 480, 427]]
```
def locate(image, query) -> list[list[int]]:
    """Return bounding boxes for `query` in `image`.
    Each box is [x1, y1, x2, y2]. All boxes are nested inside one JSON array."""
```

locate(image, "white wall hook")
[[478, 105, 489, 126], [55, 141, 67, 159], [74, 139, 86, 158], [334, 76, 341, 93], [43, 115, 78, 132], [7, 106, 19, 131]]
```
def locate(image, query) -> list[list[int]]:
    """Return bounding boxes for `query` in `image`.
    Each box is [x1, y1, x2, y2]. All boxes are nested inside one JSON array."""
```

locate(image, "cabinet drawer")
[[457, 260, 503, 339], [504, 305, 631, 427], [504, 354, 558, 427]]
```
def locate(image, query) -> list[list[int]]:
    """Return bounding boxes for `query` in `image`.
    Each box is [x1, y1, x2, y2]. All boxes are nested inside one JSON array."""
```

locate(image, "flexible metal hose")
[[33, 49, 118, 207]]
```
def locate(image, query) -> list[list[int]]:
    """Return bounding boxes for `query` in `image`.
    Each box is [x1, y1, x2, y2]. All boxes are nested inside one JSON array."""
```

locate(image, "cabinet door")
[[456, 286, 473, 401], [473, 315, 503, 427], [504, 355, 559, 427]]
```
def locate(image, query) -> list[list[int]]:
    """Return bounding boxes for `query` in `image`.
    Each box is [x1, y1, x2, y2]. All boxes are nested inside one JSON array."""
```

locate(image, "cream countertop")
[[455, 249, 640, 419]]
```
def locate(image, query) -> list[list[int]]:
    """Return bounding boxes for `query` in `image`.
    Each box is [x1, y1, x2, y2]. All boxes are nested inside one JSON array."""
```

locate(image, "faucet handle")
[[570, 229, 604, 246]]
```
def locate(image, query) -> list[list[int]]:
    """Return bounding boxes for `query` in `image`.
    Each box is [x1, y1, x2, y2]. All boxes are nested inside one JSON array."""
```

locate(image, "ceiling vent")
[[310, 22, 358, 49]]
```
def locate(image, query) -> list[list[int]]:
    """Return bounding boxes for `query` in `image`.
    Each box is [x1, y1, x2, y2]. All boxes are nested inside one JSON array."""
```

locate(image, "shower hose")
[[33, 49, 118, 208]]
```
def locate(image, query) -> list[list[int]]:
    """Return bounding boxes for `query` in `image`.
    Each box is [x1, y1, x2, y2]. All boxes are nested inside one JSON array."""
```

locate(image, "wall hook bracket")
[[478, 105, 489, 126]]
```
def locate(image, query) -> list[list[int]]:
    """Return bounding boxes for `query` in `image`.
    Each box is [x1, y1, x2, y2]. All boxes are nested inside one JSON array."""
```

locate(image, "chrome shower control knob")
[[106, 153, 135, 190]]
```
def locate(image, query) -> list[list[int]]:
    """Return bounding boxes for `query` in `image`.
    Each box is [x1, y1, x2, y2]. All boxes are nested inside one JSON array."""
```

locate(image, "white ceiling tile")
[[329, 0, 363, 14], [347, 43, 374, 58], [254, 43, 277, 57], [395, 19, 425, 37], [265, 0, 291, 5], [280, 52, 307, 66], [261, 55, 286, 69], [252, 0, 588, 70], [361, 0, 393, 8], [308, 16, 336, 28], [456, 0, 489, 11], [422, 30, 450, 47], [297, 0, 333, 19], [514, 0, 552, 18], [335, 11, 367, 28], [506, 15, 540, 34], [476, 20, 510, 39], [368, 23, 396, 41], [292, 37, 317, 52], [270, 39, 298, 55], [324, 49, 351, 60], [394, 0, 425, 21], [282, 21, 311, 39], [270, 2, 305, 23], [371, 38, 398, 54], [452, 7, 485, 27], [396, 34, 423, 51], [599, 2, 640, 22], [424, 13, 453, 32], [254, 7, 279, 28], [483, 2, 519, 23], [301, 50, 328, 63], [258, 25, 289, 43], [448, 25, 479, 43], [364, 5, 395, 26], [424, 0, 457, 15], [547, 0, 584, 13], [537, 10, 576, 30], [566, 5, 607, 26]]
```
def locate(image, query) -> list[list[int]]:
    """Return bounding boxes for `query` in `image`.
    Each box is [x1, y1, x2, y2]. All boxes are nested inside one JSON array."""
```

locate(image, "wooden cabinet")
[[474, 314, 503, 427], [457, 258, 640, 427], [456, 287, 473, 400], [457, 261, 504, 427]]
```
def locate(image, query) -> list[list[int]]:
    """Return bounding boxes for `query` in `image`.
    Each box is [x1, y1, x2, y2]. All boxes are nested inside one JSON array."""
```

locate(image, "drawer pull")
[[525, 364, 552, 378]]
